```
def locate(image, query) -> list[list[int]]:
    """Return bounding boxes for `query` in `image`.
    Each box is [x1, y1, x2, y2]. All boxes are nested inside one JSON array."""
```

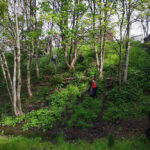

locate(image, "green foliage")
[[0, 136, 54, 150], [144, 81, 150, 93], [0, 104, 11, 116], [22, 109, 57, 131], [76, 44, 95, 71], [102, 42, 150, 121], [107, 84, 142, 103], [0, 0, 7, 18], [48, 75, 63, 85], [31, 50, 66, 79], [86, 64, 97, 79], [1, 136, 150, 150], [48, 84, 80, 110], [2, 115, 25, 127], [31, 55, 56, 79], [2, 85, 80, 131], [38, 57, 55, 75], [104, 41, 120, 67], [67, 95, 102, 129], [103, 79, 150, 121], [130, 42, 150, 69], [107, 134, 115, 148], [103, 82, 143, 120], [1, 39, 150, 141], [36, 87, 50, 98]]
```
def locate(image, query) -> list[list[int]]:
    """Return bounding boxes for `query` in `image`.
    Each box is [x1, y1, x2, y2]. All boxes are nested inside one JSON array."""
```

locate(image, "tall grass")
[[0, 135, 150, 150]]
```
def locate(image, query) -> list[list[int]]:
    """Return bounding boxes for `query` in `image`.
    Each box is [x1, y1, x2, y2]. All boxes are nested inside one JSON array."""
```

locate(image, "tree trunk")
[[36, 44, 40, 79], [47, 21, 54, 62], [0, 54, 13, 103], [49, 37, 53, 62], [146, 14, 149, 37], [70, 40, 78, 69], [99, 32, 104, 79], [2, 53, 13, 89], [99, 0, 108, 79], [123, 4, 131, 83], [95, 43, 100, 75], [119, 44, 123, 89], [27, 50, 32, 97], [69, 40, 73, 64], [93, 0, 100, 77], [14, 0, 23, 115], [13, 47, 18, 116], [64, 43, 71, 69], [123, 38, 130, 82], [99, 42, 104, 79], [118, 0, 125, 90], [27, 40, 34, 97]]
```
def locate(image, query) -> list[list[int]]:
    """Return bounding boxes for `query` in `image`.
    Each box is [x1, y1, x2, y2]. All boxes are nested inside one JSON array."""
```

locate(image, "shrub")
[[2, 85, 80, 131], [67, 95, 102, 129], [107, 83, 142, 103]]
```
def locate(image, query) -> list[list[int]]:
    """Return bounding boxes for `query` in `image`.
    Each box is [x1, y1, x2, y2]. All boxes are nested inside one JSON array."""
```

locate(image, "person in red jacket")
[[92, 79, 97, 97], [89, 79, 97, 97]]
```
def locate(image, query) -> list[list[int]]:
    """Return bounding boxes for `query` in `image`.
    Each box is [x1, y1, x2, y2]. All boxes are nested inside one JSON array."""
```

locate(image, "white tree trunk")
[[123, 39, 130, 82], [2, 53, 13, 89], [36, 45, 40, 79], [0, 54, 13, 102], [123, 3, 131, 83], [118, 0, 125, 90], [13, 47, 18, 116], [27, 50, 32, 97], [14, 0, 23, 115]]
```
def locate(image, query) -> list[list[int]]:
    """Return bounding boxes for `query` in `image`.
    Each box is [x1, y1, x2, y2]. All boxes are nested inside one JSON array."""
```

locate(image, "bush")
[[67, 95, 102, 129], [107, 83, 142, 103], [48, 75, 63, 85], [2, 85, 80, 131], [103, 78, 144, 120]]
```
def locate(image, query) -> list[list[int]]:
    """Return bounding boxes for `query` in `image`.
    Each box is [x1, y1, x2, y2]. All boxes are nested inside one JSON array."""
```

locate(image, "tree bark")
[[13, 47, 18, 116], [118, 0, 125, 90], [36, 44, 40, 79], [99, 1, 107, 79], [70, 40, 77, 69], [0, 54, 13, 103], [123, 1, 131, 83], [2, 53, 13, 89], [92, 0, 101, 77], [27, 49, 32, 97], [60, 0, 80, 70], [14, 0, 23, 115]]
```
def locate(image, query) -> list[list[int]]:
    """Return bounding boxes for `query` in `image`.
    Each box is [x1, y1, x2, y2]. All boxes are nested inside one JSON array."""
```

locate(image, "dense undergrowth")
[[1, 41, 150, 135]]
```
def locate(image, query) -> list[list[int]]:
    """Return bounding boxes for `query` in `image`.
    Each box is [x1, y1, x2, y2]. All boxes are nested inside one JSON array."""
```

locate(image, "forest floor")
[[1, 115, 149, 142], [64, 117, 149, 141], [1, 75, 150, 142]]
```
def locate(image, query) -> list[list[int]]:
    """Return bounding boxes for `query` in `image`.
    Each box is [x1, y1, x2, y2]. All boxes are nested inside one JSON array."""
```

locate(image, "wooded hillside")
[[0, 0, 150, 149]]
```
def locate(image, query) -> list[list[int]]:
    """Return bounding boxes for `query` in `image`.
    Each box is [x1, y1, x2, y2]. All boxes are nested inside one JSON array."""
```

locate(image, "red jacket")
[[92, 83, 97, 88]]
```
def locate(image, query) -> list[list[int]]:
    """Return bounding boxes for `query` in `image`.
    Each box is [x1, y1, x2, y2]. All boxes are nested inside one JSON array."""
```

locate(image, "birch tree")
[[88, 0, 116, 79], [14, 0, 23, 115], [115, 0, 126, 89], [123, 0, 140, 83], [58, 0, 86, 69], [0, 0, 23, 116], [137, 0, 150, 37]]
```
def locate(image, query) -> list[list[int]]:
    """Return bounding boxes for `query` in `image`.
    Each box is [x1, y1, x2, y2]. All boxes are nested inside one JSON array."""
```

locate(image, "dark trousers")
[[92, 87, 97, 97]]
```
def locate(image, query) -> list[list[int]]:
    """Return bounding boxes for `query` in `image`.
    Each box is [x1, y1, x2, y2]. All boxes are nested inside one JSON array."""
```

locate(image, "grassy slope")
[[1, 41, 150, 148]]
